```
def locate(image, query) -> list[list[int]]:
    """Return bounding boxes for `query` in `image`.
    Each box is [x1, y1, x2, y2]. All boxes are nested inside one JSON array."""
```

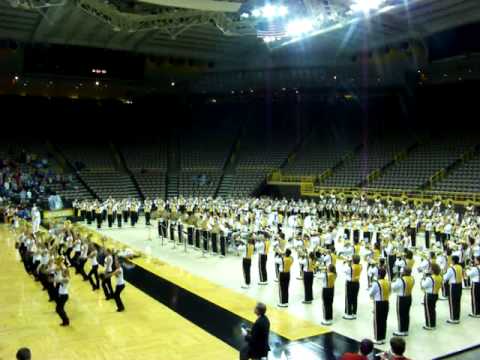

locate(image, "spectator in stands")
[[379, 337, 410, 360], [240, 302, 270, 360], [16, 347, 31, 360], [340, 339, 374, 360]]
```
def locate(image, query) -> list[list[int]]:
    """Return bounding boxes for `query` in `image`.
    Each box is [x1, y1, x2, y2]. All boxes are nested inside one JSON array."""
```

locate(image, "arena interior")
[[1, 0, 480, 359]]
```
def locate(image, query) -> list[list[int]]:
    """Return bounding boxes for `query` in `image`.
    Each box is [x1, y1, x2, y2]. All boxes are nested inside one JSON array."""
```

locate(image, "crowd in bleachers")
[[0, 149, 77, 206]]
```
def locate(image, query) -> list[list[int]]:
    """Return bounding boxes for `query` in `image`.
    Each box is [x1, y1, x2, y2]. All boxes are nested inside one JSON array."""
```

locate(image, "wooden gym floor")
[[0, 226, 236, 360]]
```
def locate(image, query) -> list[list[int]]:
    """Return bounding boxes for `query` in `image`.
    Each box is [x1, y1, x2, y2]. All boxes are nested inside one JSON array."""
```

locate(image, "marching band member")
[[368, 258, 386, 287], [239, 239, 255, 289], [256, 234, 269, 285], [343, 254, 362, 320], [319, 264, 336, 325], [115, 200, 122, 228], [144, 199, 152, 226], [466, 256, 480, 318], [421, 263, 442, 330], [56, 265, 70, 326], [87, 246, 99, 291], [443, 255, 463, 324], [301, 252, 317, 304], [277, 248, 294, 307], [95, 202, 103, 229], [106, 258, 126, 312], [369, 268, 390, 345], [77, 238, 89, 281], [392, 267, 415, 336], [101, 248, 114, 300], [107, 201, 114, 228]]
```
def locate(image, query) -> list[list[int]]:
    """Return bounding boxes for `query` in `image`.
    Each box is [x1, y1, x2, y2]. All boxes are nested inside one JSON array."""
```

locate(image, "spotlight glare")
[[278, 5, 288, 17], [350, 0, 386, 13], [262, 4, 276, 19], [252, 9, 261, 17], [286, 18, 314, 37], [95, 81, 100, 86]]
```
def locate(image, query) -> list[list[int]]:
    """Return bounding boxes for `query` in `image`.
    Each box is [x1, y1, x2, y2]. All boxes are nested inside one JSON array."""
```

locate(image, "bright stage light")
[[286, 18, 314, 37], [252, 8, 261, 17], [262, 4, 276, 18], [350, 0, 386, 13], [277, 5, 288, 17], [252, 4, 288, 19]]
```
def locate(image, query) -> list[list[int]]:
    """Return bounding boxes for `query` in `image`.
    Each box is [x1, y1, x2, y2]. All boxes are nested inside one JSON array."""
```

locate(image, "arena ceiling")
[[1, 0, 480, 66]]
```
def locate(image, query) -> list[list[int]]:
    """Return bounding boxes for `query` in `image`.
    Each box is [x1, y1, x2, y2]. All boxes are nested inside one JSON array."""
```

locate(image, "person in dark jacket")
[[240, 302, 270, 360]]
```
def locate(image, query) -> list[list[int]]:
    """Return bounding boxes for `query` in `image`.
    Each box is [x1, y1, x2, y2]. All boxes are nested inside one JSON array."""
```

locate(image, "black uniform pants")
[[56, 294, 69, 325], [108, 214, 114, 228], [397, 295, 412, 333], [425, 231, 431, 249], [178, 224, 183, 244], [410, 228, 416, 247], [449, 283, 462, 321], [195, 229, 201, 248], [114, 284, 125, 311], [202, 231, 209, 251], [345, 281, 360, 315], [220, 236, 226, 257], [279, 272, 291, 305], [471, 282, 480, 316], [88, 264, 99, 289], [387, 255, 396, 280], [259, 254, 267, 283], [242, 258, 251, 285], [424, 293, 438, 328], [131, 211, 137, 226], [211, 233, 218, 253], [303, 271, 314, 302], [117, 213, 122, 227], [145, 212, 151, 225], [96, 213, 102, 229], [72, 251, 81, 272], [187, 228, 194, 246], [322, 287, 334, 321], [374, 301, 389, 342], [78, 258, 88, 280], [102, 272, 114, 299]]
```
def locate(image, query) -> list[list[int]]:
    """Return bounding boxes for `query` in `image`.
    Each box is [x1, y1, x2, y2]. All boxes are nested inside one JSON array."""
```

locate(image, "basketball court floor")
[[89, 219, 479, 359], [2, 221, 478, 360]]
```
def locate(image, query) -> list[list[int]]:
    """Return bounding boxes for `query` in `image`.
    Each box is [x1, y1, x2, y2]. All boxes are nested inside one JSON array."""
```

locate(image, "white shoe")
[[258, 282, 268, 285], [393, 331, 408, 337], [342, 315, 354, 320], [469, 313, 480, 318], [302, 300, 312, 304], [374, 340, 385, 345], [446, 319, 460, 324], [423, 326, 435, 330], [241, 285, 250, 289], [277, 303, 288, 308], [321, 320, 332, 326]]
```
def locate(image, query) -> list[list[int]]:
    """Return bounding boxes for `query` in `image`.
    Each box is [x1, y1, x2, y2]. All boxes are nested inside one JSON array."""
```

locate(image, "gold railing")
[[267, 171, 480, 205]]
